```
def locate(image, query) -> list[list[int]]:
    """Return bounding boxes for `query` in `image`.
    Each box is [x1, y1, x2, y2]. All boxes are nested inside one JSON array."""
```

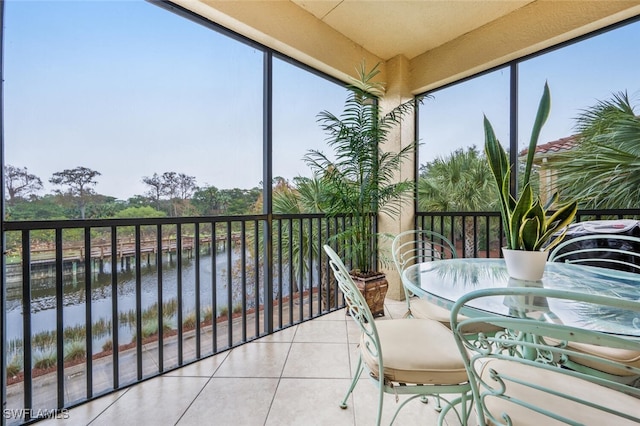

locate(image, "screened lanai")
[[2, 1, 640, 425]]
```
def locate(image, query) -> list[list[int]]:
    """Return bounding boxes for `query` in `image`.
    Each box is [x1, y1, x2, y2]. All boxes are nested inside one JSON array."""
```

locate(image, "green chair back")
[[392, 230, 457, 314], [548, 233, 640, 274], [450, 287, 640, 425]]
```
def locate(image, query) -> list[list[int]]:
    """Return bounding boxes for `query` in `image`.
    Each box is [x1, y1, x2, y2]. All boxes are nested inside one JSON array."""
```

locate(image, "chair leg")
[[389, 394, 427, 425], [376, 381, 384, 426], [437, 391, 472, 426], [340, 355, 364, 409], [434, 395, 442, 412]]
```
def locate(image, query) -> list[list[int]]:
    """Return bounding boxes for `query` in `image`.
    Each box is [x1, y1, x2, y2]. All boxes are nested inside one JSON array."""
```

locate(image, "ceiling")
[[175, 0, 640, 92], [290, 0, 534, 60]]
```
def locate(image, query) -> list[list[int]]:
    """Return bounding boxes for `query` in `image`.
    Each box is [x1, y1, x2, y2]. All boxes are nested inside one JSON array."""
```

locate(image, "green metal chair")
[[323, 245, 471, 426], [391, 230, 501, 336], [548, 233, 640, 274], [549, 233, 640, 384], [391, 229, 458, 320], [450, 287, 640, 425]]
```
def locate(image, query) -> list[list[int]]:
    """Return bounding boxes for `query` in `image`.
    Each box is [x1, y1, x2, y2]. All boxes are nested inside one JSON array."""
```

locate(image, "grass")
[[131, 317, 175, 343], [6, 355, 22, 377], [33, 349, 57, 370], [119, 299, 179, 326], [63, 340, 86, 362], [9, 298, 228, 376], [182, 312, 197, 330]]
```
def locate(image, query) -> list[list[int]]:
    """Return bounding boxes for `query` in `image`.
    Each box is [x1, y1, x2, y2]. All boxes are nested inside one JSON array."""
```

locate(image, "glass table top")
[[403, 258, 640, 336]]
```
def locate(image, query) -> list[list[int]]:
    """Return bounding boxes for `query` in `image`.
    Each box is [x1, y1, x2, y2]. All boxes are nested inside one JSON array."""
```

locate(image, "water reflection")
[[430, 258, 509, 286], [5, 249, 294, 354]]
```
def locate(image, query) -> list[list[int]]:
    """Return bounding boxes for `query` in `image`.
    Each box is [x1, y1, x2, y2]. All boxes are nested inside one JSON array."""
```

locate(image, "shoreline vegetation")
[[6, 289, 315, 386]]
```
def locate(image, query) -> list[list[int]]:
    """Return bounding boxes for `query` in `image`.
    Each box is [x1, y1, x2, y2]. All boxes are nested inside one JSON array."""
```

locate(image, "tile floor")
[[37, 299, 465, 426]]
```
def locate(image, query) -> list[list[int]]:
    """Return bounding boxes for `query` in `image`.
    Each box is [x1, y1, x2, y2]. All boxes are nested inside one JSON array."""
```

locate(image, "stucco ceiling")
[[172, 0, 640, 91], [290, 0, 534, 60]]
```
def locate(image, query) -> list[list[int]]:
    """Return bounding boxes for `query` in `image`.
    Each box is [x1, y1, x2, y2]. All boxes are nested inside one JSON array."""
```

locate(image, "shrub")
[[63, 340, 86, 362], [33, 349, 57, 370]]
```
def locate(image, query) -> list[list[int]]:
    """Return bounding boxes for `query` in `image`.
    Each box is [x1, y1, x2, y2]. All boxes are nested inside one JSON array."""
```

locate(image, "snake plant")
[[484, 82, 578, 252]]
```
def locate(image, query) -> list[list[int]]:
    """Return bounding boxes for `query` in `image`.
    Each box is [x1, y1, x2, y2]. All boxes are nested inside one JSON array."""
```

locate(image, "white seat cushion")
[[567, 341, 640, 376], [478, 358, 640, 425], [360, 318, 468, 385], [410, 298, 502, 334]]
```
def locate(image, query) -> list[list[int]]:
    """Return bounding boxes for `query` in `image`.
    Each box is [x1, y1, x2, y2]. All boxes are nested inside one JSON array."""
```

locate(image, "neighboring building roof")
[[520, 135, 578, 156]]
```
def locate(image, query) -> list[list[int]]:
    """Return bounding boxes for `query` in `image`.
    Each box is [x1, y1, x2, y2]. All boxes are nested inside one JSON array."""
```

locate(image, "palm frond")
[[554, 92, 640, 209], [304, 61, 421, 272]]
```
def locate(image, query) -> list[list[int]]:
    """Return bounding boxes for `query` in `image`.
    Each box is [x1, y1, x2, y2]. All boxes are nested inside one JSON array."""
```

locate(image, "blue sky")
[[5, 0, 269, 199], [4, 0, 344, 200], [4, 1, 640, 200], [419, 19, 640, 164]]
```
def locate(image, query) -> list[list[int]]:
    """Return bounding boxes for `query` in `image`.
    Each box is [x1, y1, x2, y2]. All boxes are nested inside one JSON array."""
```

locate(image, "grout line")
[[263, 325, 298, 425], [86, 387, 131, 425], [173, 376, 214, 426]]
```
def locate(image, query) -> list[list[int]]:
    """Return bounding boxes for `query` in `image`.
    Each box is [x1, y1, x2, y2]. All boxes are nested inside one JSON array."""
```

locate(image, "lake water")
[[5, 249, 296, 355]]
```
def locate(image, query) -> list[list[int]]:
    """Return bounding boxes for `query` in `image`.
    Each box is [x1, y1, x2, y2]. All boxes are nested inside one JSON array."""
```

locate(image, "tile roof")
[[519, 135, 578, 156]]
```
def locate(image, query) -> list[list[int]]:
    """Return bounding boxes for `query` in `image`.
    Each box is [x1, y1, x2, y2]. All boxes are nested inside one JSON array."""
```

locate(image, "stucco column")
[[378, 55, 416, 301]]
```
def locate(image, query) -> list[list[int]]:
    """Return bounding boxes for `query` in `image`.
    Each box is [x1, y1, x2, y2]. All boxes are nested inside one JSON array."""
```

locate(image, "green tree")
[[142, 172, 197, 216], [5, 195, 67, 221], [418, 146, 497, 254], [114, 206, 166, 218], [142, 173, 164, 210], [167, 172, 197, 216], [192, 185, 225, 215], [272, 176, 328, 294], [222, 187, 261, 215], [84, 196, 124, 219], [4, 165, 43, 205], [553, 91, 640, 209], [49, 166, 101, 219], [126, 194, 153, 208]]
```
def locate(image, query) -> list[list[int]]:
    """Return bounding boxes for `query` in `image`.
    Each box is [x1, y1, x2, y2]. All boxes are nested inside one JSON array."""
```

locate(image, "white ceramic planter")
[[502, 248, 549, 281]]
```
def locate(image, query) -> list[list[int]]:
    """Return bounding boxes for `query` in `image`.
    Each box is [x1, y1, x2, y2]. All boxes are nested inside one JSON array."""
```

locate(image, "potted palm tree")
[[484, 82, 578, 280], [305, 62, 419, 315]]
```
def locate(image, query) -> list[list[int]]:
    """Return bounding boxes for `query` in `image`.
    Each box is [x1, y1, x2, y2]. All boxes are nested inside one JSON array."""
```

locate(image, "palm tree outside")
[[553, 91, 640, 209], [418, 146, 498, 255]]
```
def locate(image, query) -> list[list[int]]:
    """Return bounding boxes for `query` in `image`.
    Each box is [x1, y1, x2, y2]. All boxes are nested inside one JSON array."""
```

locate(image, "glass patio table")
[[402, 258, 640, 337]]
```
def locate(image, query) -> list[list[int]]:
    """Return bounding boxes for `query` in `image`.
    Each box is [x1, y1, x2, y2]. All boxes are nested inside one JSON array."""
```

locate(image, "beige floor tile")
[[293, 319, 349, 343], [89, 376, 209, 426], [383, 298, 408, 319], [178, 377, 278, 425], [351, 381, 444, 426], [283, 342, 351, 379], [314, 308, 348, 321], [266, 378, 355, 426], [163, 351, 228, 377], [214, 341, 291, 378], [35, 389, 127, 426], [345, 320, 361, 344], [259, 324, 298, 342]]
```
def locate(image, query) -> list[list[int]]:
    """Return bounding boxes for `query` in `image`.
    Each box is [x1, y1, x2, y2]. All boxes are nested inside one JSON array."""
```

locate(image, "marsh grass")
[[101, 339, 113, 352], [6, 355, 22, 377], [63, 340, 86, 362], [33, 349, 57, 370]]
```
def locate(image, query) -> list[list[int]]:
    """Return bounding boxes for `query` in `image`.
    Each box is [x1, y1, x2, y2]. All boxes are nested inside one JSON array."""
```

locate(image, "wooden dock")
[[5, 234, 244, 282]]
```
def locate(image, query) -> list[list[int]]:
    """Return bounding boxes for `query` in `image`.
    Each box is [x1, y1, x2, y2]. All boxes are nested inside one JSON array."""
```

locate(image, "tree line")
[[4, 166, 261, 221]]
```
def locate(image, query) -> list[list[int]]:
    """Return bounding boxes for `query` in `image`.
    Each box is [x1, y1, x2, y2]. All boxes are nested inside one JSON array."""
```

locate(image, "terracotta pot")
[[502, 248, 549, 281]]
